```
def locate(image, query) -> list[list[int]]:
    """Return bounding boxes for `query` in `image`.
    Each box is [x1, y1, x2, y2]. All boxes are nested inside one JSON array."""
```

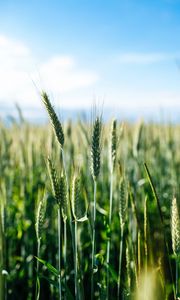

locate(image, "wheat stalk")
[[0, 184, 6, 300], [144, 196, 148, 276], [117, 177, 127, 299], [47, 157, 62, 299], [35, 191, 47, 300], [90, 116, 101, 300], [58, 172, 68, 299], [59, 172, 67, 221], [71, 174, 81, 299], [106, 119, 117, 299]]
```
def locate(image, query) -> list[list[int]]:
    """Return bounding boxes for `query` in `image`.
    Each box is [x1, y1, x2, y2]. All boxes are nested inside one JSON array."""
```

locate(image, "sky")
[[0, 0, 180, 120]]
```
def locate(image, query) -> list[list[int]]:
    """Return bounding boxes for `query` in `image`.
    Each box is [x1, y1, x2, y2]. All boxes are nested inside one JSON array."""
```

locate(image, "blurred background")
[[0, 0, 180, 122]]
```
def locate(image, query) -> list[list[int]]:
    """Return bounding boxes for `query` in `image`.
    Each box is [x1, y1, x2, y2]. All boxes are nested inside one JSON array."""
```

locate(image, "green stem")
[[176, 257, 179, 298], [62, 149, 75, 259], [0, 208, 5, 300], [109, 171, 113, 225], [0, 202, 6, 300], [106, 171, 113, 299], [91, 180, 97, 300], [35, 238, 41, 300], [64, 220, 67, 300], [117, 226, 124, 300], [58, 208, 62, 300], [37, 239, 40, 272], [75, 220, 78, 299], [62, 148, 76, 298], [61, 149, 67, 185], [137, 230, 141, 280], [144, 197, 148, 277]]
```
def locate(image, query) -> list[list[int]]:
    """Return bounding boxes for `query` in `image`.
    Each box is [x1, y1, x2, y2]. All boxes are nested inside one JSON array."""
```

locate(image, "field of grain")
[[0, 93, 180, 300]]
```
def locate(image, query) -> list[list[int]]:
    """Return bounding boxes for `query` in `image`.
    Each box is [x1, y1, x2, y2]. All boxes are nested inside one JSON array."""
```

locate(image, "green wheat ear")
[[119, 178, 127, 230], [109, 118, 117, 172], [60, 172, 68, 222], [71, 174, 87, 222], [91, 117, 101, 181], [42, 91, 64, 149], [171, 197, 180, 256], [35, 191, 47, 241], [47, 157, 61, 205]]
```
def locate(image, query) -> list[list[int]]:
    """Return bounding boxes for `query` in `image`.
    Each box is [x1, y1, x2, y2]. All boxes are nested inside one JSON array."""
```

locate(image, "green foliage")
[[34, 257, 60, 277], [0, 113, 179, 299]]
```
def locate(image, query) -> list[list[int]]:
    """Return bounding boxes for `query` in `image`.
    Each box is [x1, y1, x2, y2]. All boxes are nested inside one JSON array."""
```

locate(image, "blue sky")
[[0, 0, 180, 119]]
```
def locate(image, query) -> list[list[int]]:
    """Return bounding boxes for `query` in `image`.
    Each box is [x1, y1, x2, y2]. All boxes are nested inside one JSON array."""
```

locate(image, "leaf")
[[95, 253, 104, 266], [34, 257, 59, 277], [77, 215, 88, 222], [105, 263, 118, 282], [39, 275, 59, 288], [40, 275, 74, 300]]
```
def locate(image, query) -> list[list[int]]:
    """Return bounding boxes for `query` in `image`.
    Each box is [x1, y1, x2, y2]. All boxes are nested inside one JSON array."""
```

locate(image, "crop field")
[[0, 93, 180, 300]]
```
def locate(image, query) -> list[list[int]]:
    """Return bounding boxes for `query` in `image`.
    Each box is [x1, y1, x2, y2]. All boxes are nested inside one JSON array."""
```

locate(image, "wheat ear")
[[171, 198, 180, 256], [171, 197, 180, 297], [109, 118, 117, 172], [42, 91, 64, 149], [47, 158, 61, 205], [91, 117, 101, 180]]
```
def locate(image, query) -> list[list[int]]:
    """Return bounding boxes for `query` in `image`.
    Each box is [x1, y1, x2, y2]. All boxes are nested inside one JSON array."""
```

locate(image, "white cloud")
[[0, 34, 99, 108], [115, 90, 180, 107], [37, 56, 98, 93], [0, 35, 30, 56], [0, 34, 179, 115], [117, 52, 180, 64]]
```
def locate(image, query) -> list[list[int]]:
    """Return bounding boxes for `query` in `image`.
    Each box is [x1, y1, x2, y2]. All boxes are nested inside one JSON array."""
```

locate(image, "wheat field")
[[0, 93, 180, 300]]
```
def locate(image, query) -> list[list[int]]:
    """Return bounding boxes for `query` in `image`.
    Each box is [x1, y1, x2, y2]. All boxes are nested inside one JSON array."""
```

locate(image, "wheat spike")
[[71, 174, 87, 222], [109, 118, 117, 172], [91, 117, 101, 181], [60, 172, 68, 221], [171, 197, 180, 256], [119, 178, 127, 230], [133, 120, 144, 158], [42, 91, 64, 148], [35, 192, 47, 240], [47, 157, 61, 205]]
